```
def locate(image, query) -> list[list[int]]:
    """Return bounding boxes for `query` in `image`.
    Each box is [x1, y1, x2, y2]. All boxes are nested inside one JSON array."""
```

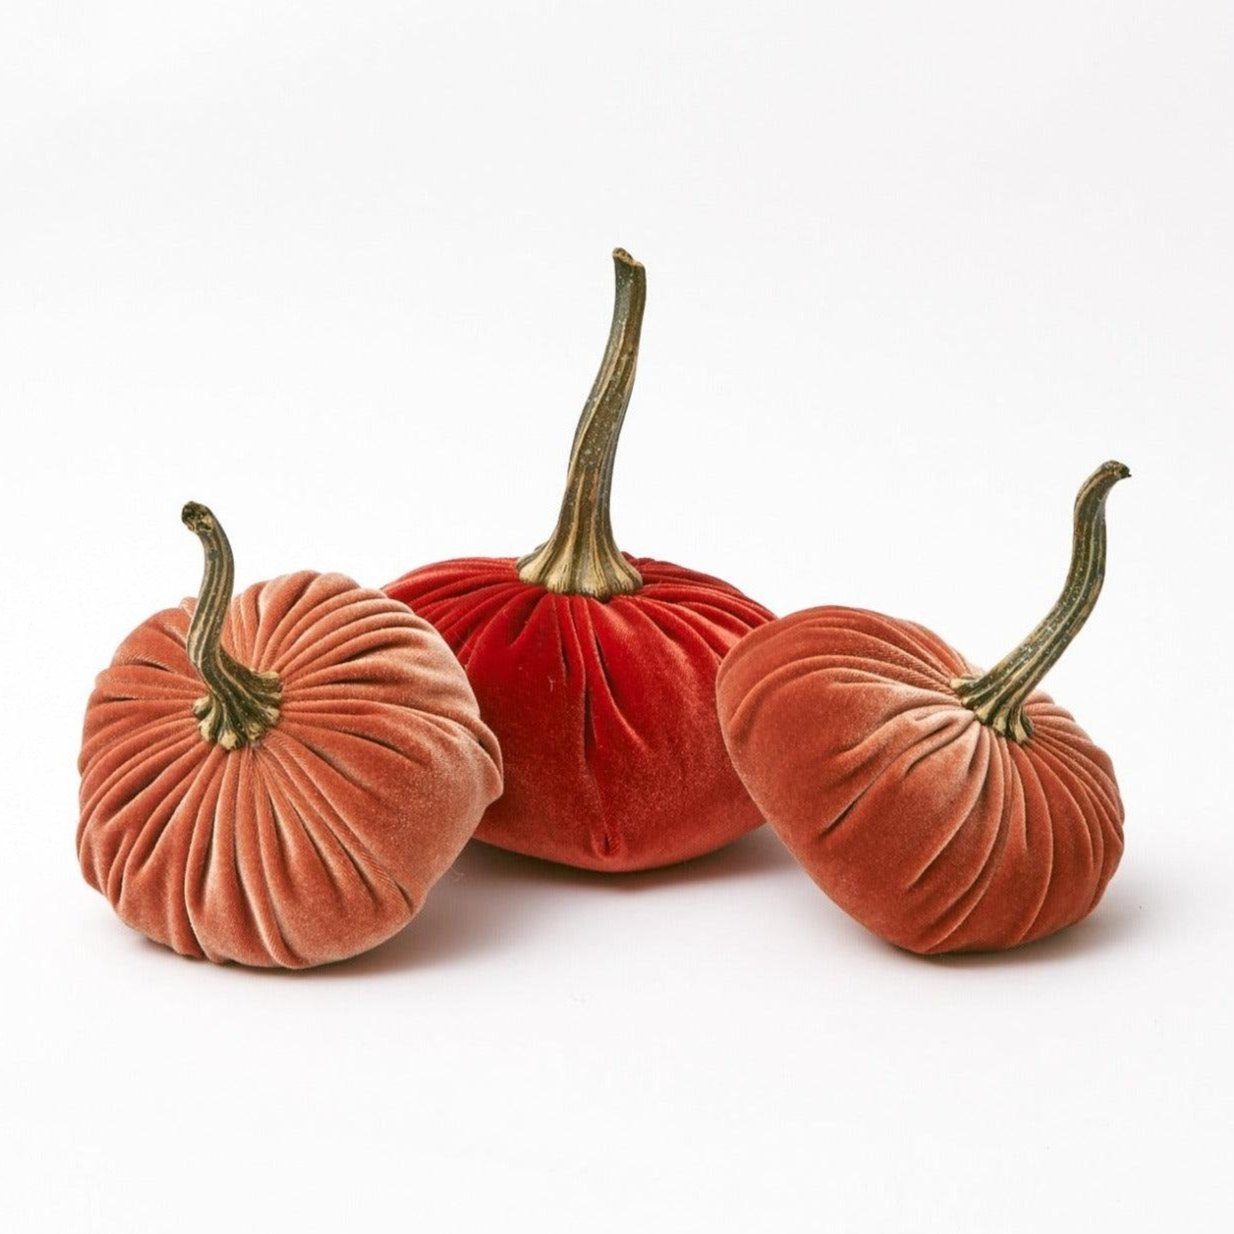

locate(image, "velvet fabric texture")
[[716, 607, 1124, 954], [386, 555, 774, 871], [78, 572, 503, 967]]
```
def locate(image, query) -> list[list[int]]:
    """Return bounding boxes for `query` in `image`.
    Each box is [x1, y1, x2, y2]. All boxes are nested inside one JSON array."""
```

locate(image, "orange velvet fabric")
[[78, 572, 503, 967], [716, 606, 1124, 954], [386, 556, 774, 871]]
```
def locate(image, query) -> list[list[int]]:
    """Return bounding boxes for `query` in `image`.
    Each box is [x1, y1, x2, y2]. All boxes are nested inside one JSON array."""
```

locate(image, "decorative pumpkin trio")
[[77, 249, 1129, 967]]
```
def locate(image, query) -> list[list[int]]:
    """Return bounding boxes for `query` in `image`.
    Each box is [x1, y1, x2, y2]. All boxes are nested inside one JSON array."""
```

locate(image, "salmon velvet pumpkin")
[[78, 504, 503, 968], [716, 462, 1129, 955], [387, 251, 773, 871]]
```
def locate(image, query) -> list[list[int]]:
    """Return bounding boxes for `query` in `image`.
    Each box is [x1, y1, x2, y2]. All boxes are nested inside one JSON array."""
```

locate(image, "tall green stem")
[[952, 460, 1130, 742], [181, 502, 281, 749], [517, 249, 646, 599]]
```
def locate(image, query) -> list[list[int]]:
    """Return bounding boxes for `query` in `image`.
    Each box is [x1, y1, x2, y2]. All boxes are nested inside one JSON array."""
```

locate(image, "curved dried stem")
[[952, 461, 1129, 742], [517, 249, 646, 599], [182, 502, 281, 749]]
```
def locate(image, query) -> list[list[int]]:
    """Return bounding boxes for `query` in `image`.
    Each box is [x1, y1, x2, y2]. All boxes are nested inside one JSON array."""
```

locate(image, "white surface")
[[2, 3, 1231, 1230]]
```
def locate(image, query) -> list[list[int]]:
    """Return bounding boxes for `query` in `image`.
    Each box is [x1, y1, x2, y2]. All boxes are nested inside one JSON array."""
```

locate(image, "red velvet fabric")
[[716, 606, 1124, 954], [386, 555, 774, 871], [79, 572, 503, 967]]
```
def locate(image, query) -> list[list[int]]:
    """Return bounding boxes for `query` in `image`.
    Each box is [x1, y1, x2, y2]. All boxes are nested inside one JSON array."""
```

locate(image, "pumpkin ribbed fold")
[[717, 606, 1124, 954], [79, 571, 503, 967]]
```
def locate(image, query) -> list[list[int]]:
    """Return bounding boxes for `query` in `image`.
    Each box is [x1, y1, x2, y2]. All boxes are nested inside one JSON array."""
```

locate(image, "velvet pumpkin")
[[387, 250, 773, 871], [78, 503, 502, 968], [716, 462, 1129, 955]]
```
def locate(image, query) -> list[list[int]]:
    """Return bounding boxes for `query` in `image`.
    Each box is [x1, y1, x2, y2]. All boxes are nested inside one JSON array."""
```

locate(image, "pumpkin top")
[[720, 461, 1130, 748], [77, 505, 502, 966]]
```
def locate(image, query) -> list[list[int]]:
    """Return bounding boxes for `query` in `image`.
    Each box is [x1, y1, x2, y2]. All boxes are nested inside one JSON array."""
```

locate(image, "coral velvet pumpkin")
[[387, 250, 773, 871], [716, 462, 1129, 955], [78, 504, 502, 968]]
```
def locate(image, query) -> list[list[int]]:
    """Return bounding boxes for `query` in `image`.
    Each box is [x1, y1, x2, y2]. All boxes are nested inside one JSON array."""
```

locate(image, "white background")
[[2, 3, 1231, 1230]]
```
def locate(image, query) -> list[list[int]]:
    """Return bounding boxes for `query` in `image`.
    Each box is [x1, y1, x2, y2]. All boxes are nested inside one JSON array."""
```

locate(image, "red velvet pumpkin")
[[78, 504, 502, 968], [387, 250, 773, 871], [716, 462, 1129, 954]]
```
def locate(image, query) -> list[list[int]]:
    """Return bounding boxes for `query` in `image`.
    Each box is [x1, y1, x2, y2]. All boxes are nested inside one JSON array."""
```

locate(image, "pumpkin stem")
[[181, 502, 282, 749], [516, 248, 646, 599], [951, 460, 1129, 743]]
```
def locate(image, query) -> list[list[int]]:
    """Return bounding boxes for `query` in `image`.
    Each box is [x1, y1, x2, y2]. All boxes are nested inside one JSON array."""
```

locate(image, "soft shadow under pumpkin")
[[771, 863, 1150, 969], [921, 879, 1150, 968], [291, 828, 801, 978]]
